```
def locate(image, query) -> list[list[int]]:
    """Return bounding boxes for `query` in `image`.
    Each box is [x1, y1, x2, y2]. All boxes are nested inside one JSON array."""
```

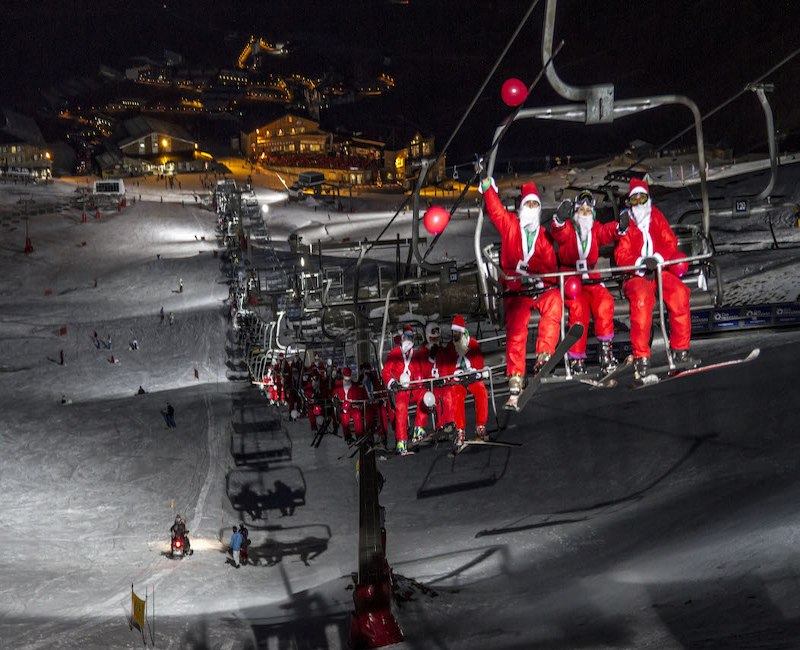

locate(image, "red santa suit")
[[614, 178, 691, 359], [437, 316, 488, 431], [381, 328, 429, 443], [303, 370, 329, 432], [551, 207, 622, 358], [333, 368, 367, 440], [262, 366, 278, 403], [483, 181, 562, 376]]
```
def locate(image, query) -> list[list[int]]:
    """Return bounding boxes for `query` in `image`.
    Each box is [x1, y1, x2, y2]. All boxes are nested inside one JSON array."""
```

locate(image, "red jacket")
[[332, 382, 368, 410], [614, 206, 681, 274], [437, 339, 485, 377], [551, 219, 621, 280], [381, 345, 429, 389], [484, 187, 557, 291]]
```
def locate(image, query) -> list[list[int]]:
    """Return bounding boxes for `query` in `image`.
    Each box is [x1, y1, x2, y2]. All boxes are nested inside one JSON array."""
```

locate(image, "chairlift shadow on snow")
[[414, 444, 513, 499]]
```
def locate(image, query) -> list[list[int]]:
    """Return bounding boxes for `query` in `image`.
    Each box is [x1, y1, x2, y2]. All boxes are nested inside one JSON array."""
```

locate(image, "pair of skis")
[[496, 322, 585, 429], [582, 348, 761, 389]]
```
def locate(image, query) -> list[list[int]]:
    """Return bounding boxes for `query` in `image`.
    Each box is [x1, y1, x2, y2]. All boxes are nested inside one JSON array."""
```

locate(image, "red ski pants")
[[392, 389, 427, 442], [504, 287, 562, 376], [624, 273, 691, 358], [339, 407, 364, 438], [452, 381, 488, 430], [566, 283, 615, 358]]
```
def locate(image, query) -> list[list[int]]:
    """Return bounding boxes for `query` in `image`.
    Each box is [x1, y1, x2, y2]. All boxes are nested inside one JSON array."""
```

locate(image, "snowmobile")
[[170, 532, 193, 558]]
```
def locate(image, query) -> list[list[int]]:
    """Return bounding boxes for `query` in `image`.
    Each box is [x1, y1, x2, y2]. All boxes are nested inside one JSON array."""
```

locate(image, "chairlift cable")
[[610, 45, 800, 185], [345, 0, 543, 272], [422, 41, 565, 264]]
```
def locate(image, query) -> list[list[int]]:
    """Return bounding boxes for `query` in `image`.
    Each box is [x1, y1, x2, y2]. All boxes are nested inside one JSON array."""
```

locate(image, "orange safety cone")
[[81, 211, 87, 223], [24, 238, 33, 254], [95, 209, 101, 219]]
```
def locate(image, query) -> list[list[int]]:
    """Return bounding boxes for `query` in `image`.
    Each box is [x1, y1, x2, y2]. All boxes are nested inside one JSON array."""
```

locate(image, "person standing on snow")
[[480, 178, 562, 410], [614, 178, 696, 381], [437, 315, 489, 447], [381, 325, 430, 455], [551, 189, 628, 375], [165, 403, 176, 428], [230, 526, 243, 568]]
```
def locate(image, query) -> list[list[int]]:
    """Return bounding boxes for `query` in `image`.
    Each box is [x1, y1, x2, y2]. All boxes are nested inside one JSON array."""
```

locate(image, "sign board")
[[732, 197, 750, 218], [448, 264, 458, 284]]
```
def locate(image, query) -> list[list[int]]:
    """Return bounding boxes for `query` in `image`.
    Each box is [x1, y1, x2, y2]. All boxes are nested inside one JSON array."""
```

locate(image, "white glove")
[[478, 177, 498, 195]]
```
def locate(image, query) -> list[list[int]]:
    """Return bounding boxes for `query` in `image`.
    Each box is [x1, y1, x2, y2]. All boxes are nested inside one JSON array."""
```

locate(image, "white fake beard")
[[576, 214, 594, 239], [401, 340, 413, 353], [631, 203, 651, 232], [518, 205, 541, 230], [454, 335, 469, 356]]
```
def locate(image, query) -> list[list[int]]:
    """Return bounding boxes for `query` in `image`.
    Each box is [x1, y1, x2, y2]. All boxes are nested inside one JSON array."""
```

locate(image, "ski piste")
[[633, 348, 760, 389], [498, 322, 584, 429]]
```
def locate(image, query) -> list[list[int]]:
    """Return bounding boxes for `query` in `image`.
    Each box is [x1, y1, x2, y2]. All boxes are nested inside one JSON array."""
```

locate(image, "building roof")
[[0, 109, 46, 147], [113, 116, 196, 148]]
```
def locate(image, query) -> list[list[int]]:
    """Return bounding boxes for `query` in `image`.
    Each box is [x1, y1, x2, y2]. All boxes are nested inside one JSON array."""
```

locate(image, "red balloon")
[[423, 205, 451, 235], [501, 78, 528, 107], [564, 275, 583, 300], [669, 255, 689, 278]]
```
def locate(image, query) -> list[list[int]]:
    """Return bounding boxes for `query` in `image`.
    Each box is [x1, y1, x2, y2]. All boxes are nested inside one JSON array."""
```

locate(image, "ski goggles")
[[402, 330, 414, 340], [574, 191, 595, 208], [428, 327, 441, 338], [629, 192, 650, 206]]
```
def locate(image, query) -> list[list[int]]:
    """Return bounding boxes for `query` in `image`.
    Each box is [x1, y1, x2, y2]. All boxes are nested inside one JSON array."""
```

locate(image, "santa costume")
[[482, 179, 562, 406], [437, 314, 489, 442], [332, 367, 367, 441], [381, 325, 430, 453], [551, 189, 625, 374], [614, 178, 693, 376]]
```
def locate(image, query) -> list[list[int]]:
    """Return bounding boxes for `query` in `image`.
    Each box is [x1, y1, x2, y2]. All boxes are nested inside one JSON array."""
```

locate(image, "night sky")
[[2, 0, 800, 164]]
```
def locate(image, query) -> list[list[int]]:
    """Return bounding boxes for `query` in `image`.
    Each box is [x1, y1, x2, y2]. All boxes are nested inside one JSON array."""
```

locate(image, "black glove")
[[388, 380, 401, 394], [554, 199, 573, 225], [617, 208, 630, 234], [642, 256, 660, 272]]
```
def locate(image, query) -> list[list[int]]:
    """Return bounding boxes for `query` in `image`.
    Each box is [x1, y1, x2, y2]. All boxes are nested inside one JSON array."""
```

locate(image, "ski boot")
[[504, 374, 524, 411], [671, 348, 699, 369], [569, 358, 587, 375], [395, 439, 408, 456], [453, 428, 466, 451], [598, 341, 618, 375], [410, 426, 427, 446], [475, 425, 489, 442], [532, 351, 551, 375], [633, 356, 652, 382]]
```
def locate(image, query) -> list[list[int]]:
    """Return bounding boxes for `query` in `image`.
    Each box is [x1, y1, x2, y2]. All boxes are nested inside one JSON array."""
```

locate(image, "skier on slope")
[[550, 189, 629, 375], [480, 178, 562, 410], [436, 314, 489, 448], [614, 178, 697, 381], [381, 324, 430, 455]]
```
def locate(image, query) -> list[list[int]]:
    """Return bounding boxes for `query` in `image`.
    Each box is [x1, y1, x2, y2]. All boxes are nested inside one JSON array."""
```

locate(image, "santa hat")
[[628, 178, 649, 197], [341, 367, 352, 379], [451, 314, 466, 332], [520, 182, 540, 206]]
